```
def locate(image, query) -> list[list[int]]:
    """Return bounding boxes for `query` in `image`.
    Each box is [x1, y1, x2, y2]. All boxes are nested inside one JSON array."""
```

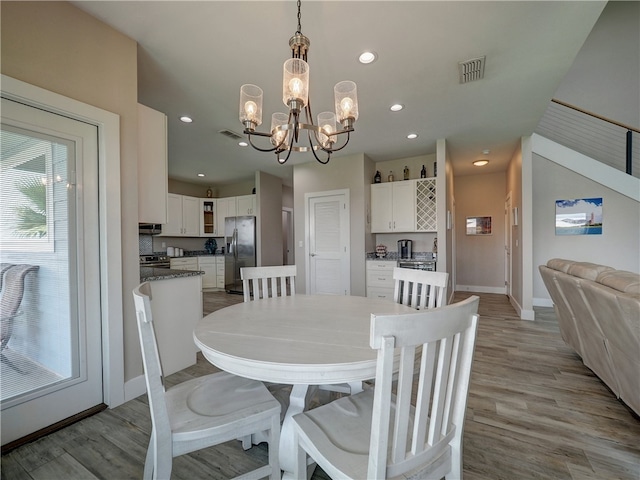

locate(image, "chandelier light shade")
[[239, 0, 358, 164], [239, 84, 263, 127]]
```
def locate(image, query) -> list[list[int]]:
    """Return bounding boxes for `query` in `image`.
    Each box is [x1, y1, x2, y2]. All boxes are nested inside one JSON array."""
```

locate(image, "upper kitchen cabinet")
[[216, 197, 236, 236], [371, 181, 415, 233], [137, 103, 168, 224], [236, 194, 256, 216], [160, 194, 199, 236], [200, 198, 217, 236]]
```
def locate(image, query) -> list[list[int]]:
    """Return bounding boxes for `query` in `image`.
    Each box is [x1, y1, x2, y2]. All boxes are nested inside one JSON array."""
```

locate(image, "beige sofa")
[[539, 259, 640, 415]]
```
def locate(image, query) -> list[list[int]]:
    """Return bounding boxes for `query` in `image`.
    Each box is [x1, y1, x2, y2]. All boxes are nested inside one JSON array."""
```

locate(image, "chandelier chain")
[[296, 0, 302, 34]]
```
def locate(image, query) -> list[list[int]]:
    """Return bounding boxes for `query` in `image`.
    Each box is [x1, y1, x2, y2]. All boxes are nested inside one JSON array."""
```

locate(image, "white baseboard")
[[456, 284, 506, 295], [124, 375, 147, 403], [533, 297, 554, 308]]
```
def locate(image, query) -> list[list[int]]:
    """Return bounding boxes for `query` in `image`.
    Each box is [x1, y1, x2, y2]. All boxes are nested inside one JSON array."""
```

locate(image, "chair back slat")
[[393, 268, 449, 310], [241, 265, 297, 301], [369, 295, 479, 479], [132, 283, 171, 436]]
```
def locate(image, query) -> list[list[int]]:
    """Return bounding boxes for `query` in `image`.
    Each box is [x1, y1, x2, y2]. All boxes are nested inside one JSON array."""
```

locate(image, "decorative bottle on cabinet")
[[388, 171, 394, 182], [433, 161, 437, 177], [420, 165, 426, 178], [403, 166, 409, 180], [374, 170, 381, 183]]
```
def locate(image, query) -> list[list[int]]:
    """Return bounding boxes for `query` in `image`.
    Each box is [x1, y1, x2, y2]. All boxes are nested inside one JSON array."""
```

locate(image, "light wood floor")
[[2, 291, 638, 479]]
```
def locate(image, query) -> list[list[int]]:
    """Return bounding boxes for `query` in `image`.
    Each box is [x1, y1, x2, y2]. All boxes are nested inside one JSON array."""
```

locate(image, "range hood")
[[139, 223, 162, 235]]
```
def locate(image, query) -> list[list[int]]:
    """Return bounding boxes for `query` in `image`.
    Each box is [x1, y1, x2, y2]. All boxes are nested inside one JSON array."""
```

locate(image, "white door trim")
[[1, 75, 125, 407], [304, 189, 350, 295]]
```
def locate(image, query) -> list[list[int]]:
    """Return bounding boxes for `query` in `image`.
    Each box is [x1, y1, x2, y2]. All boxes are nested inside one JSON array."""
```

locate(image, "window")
[[0, 126, 64, 252]]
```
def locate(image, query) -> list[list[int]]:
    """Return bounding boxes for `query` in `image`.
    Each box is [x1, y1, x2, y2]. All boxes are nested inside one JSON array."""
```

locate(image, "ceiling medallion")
[[239, 0, 358, 165]]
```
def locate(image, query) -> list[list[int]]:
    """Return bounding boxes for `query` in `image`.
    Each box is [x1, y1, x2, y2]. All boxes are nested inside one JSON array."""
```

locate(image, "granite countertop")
[[140, 267, 204, 282], [365, 251, 436, 261]]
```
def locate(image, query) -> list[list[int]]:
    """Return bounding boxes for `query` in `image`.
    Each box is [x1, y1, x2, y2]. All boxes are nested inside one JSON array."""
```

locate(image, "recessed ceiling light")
[[407, 133, 418, 139], [358, 51, 377, 64], [473, 160, 489, 167], [197, 173, 205, 177], [238, 141, 248, 147], [180, 116, 193, 123], [390, 104, 404, 112]]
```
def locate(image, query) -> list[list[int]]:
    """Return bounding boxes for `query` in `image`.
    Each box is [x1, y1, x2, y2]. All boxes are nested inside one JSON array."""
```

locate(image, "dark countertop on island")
[[140, 267, 204, 282]]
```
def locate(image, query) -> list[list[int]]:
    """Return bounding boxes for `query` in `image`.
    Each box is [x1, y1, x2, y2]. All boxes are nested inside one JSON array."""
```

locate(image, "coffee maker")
[[398, 239, 413, 259]]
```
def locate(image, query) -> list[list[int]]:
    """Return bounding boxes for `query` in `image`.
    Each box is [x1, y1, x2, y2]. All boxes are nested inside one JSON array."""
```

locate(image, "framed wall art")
[[466, 216, 492, 235], [555, 197, 603, 235]]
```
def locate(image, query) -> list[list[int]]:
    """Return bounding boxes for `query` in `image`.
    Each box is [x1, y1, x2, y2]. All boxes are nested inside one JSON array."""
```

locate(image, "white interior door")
[[0, 98, 102, 446], [307, 190, 350, 295]]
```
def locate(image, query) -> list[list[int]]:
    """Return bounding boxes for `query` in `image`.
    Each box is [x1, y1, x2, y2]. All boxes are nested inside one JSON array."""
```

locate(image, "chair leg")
[[269, 414, 281, 480], [292, 429, 307, 480]]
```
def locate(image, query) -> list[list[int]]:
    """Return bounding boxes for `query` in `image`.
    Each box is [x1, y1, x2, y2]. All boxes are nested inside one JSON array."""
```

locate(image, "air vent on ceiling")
[[218, 129, 243, 140], [458, 56, 486, 84]]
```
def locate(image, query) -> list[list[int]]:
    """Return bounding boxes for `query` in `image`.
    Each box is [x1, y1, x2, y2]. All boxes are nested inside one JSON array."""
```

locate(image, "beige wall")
[[168, 178, 212, 198], [293, 153, 370, 296], [256, 170, 283, 266], [1, 2, 141, 381], [506, 143, 523, 308], [532, 154, 640, 302], [454, 171, 507, 292]]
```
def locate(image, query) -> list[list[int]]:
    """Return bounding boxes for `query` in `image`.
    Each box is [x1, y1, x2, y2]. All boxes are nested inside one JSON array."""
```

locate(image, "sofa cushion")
[[546, 258, 575, 273], [567, 262, 614, 281], [596, 270, 640, 294]]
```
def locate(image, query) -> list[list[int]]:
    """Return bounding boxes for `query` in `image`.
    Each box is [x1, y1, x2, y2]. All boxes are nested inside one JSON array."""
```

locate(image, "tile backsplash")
[[139, 235, 153, 255]]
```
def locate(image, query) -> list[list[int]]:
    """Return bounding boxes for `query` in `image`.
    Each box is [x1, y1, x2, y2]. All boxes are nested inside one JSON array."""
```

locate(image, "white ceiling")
[[72, 1, 606, 187]]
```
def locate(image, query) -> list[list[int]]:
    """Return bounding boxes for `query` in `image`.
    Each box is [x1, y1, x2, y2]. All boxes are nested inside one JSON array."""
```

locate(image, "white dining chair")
[[241, 265, 296, 302], [132, 282, 281, 480], [291, 295, 480, 480], [393, 267, 449, 309]]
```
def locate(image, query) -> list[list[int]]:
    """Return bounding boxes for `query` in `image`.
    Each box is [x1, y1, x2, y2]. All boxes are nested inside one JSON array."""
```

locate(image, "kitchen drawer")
[[216, 275, 225, 288], [367, 271, 394, 287], [216, 264, 225, 275], [367, 260, 396, 271], [367, 286, 395, 301]]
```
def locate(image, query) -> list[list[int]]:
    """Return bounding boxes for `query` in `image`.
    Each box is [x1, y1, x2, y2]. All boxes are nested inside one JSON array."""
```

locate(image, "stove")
[[140, 254, 170, 268]]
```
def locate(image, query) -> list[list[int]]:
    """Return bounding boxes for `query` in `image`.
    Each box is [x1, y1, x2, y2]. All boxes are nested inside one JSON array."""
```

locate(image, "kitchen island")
[[139, 267, 203, 376]]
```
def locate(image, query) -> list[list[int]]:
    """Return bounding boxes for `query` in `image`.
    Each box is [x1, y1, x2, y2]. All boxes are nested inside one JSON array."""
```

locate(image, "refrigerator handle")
[[233, 228, 238, 260]]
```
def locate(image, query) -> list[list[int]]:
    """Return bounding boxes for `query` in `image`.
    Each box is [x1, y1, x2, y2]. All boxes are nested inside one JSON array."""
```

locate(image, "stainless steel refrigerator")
[[225, 215, 256, 294]]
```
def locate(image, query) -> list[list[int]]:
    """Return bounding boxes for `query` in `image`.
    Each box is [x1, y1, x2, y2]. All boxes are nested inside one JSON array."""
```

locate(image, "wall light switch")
[[298, 241, 303, 248]]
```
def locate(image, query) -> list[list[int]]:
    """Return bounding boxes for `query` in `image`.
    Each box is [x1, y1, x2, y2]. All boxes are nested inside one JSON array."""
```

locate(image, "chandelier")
[[239, 0, 358, 165]]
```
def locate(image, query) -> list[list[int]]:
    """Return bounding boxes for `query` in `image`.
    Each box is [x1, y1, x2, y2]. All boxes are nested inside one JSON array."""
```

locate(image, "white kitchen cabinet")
[[236, 194, 256, 216], [216, 197, 236, 236], [198, 256, 217, 289], [145, 275, 202, 376], [366, 259, 396, 300], [216, 256, 225, 288], [200, 199, 217, 236], [170, 257, 198, 270], [161, 194, 200, 236], [137, 103, 168, 224], [371, 181, 415, 233]]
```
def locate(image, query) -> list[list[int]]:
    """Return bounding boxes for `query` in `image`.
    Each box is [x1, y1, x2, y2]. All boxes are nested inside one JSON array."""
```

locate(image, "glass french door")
[[0, 98, 103, 446]]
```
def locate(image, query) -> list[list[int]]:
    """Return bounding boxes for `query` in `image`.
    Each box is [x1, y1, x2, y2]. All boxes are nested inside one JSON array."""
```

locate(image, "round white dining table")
[[193, 294, 414, 479]]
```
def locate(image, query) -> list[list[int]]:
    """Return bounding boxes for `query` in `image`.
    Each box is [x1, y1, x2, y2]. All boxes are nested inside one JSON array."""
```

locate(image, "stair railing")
[[536, 99, 639, 177]]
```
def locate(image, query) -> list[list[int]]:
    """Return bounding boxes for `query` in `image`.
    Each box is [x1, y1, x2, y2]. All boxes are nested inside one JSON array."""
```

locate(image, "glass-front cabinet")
[[200, 198, 217, 236]]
